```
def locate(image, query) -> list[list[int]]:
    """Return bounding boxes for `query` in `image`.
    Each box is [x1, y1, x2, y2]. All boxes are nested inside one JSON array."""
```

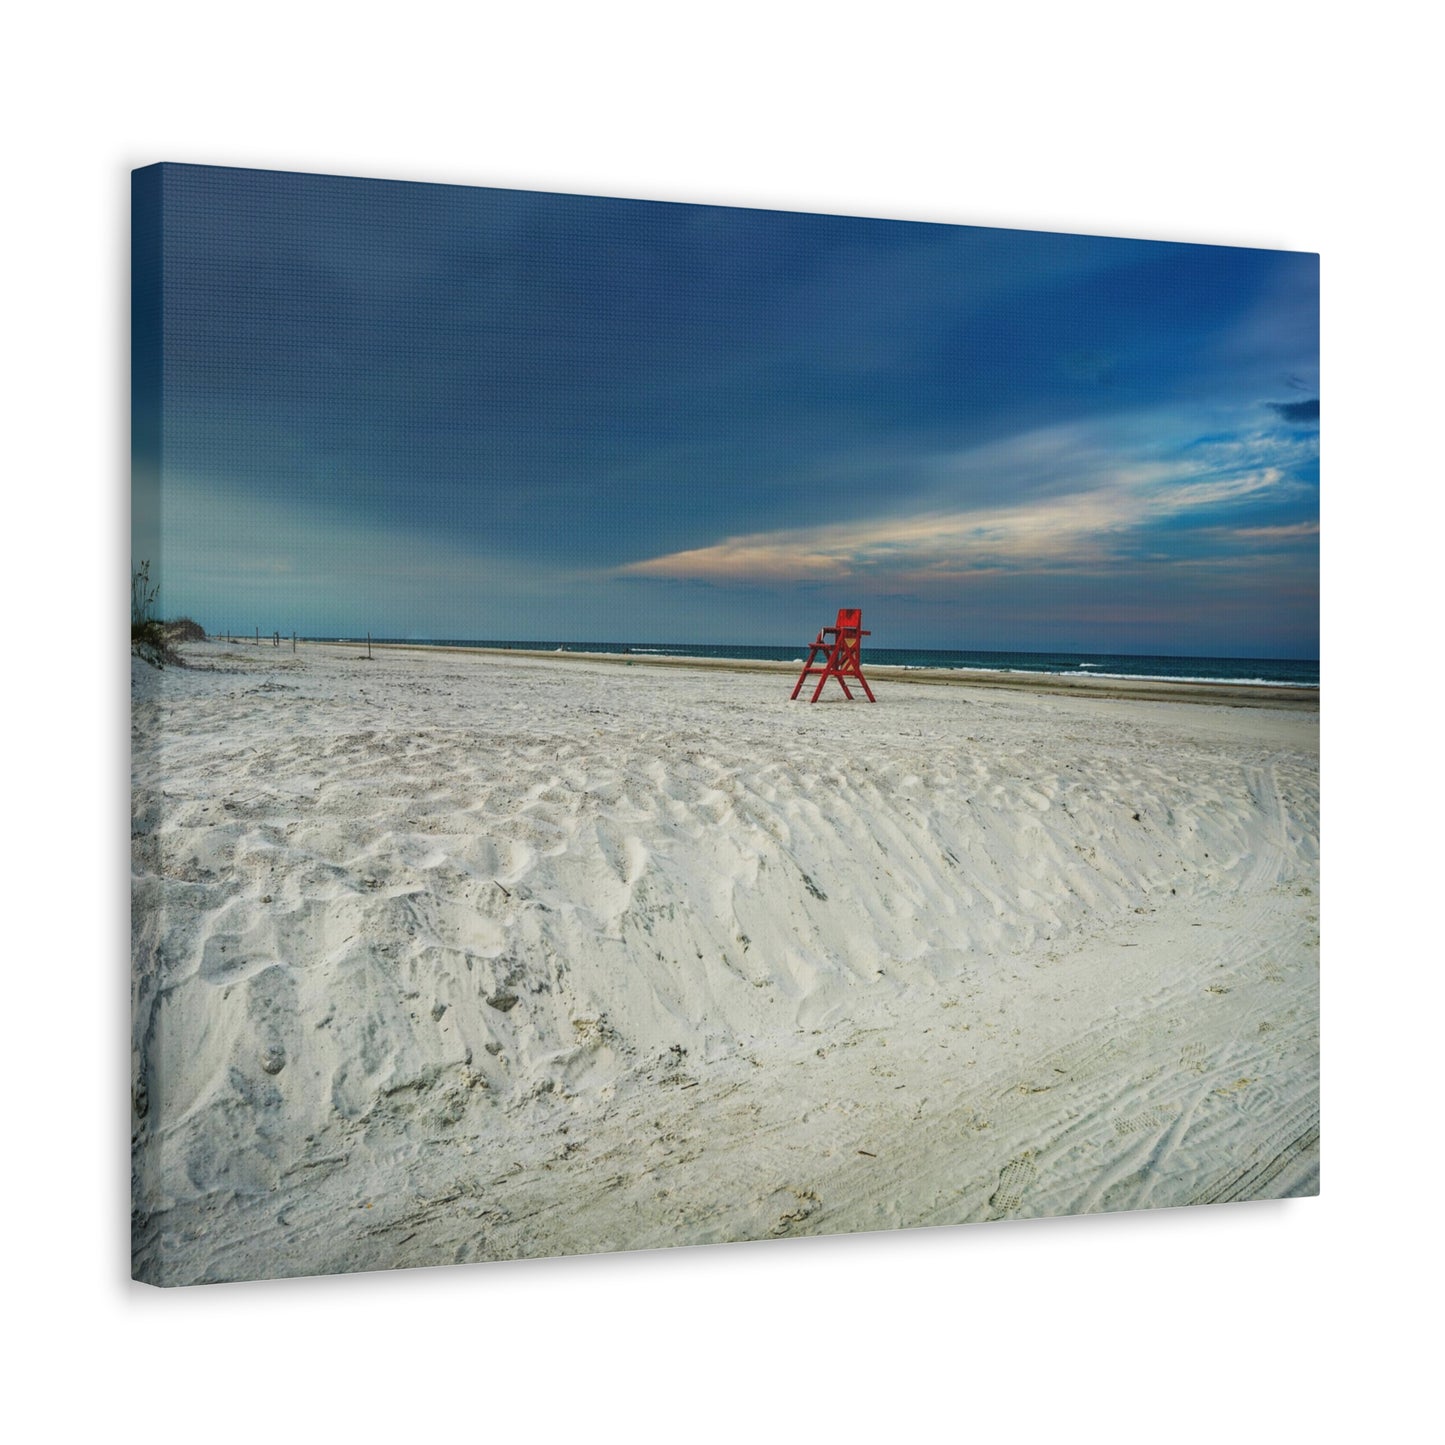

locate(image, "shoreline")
[[297, 638, 1320, 710]]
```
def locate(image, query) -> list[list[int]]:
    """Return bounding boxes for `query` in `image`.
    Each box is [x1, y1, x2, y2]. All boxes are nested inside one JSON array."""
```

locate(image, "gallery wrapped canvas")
[[131, 164, 1319, 1285]]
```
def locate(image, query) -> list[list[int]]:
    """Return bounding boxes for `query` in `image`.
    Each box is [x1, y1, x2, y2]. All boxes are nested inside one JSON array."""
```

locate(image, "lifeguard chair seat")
[[790, 608, 876, 703]]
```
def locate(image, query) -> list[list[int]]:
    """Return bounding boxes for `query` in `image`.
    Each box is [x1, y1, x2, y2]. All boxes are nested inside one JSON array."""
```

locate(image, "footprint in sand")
[[987, 1156, 1037, 1215]]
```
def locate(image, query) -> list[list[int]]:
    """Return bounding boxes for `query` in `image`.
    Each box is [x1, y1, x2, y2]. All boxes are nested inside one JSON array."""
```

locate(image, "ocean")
[[336, 640, 1319, 688]]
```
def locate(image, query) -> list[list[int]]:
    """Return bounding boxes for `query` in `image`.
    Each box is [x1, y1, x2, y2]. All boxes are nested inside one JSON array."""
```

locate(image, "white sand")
[[131, 642, 1319, 1285]]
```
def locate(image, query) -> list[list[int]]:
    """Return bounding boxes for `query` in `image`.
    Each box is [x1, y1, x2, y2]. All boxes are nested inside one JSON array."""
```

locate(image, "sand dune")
[[131, 642, 1319, 1284]]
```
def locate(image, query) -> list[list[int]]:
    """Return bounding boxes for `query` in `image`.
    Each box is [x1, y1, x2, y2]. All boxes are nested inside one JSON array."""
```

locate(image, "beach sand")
[[131, 642, 1319, 1285]]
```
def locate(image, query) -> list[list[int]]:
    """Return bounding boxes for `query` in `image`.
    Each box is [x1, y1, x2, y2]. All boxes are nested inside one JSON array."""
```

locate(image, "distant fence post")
[[292, 632, 296, 653], [367, 631, 373, 660], [255, 627, 259, 646]]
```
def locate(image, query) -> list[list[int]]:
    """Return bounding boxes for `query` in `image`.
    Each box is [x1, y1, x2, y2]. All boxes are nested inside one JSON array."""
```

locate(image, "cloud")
[[1230, 520, 1320, 542], [621, 539, 843, 583], [619, 414, 1316, 587], [620, 475, 1291, 585], [1268, 398, 1320, 424]]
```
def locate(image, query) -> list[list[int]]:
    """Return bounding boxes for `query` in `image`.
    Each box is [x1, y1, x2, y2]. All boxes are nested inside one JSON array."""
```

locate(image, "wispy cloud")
[[619, 414, 1317, 587], [1229, 520, 1320, 542]]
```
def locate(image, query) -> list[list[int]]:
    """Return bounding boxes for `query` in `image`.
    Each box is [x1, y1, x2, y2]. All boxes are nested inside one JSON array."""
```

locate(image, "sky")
[[132, 164, 1319, 657]]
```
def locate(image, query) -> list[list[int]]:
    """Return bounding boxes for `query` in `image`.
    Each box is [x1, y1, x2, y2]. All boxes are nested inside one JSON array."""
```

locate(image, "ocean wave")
[[877, 663, 1314, 687]]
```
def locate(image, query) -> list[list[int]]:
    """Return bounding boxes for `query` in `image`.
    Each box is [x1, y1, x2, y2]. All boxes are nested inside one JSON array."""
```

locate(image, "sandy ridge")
[[132, 642, 1319, 1283]]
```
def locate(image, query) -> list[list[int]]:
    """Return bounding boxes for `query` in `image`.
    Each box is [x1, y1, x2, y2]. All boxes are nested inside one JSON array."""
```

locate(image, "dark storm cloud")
[[135, 163, 1319, 655], [1268, 398, 1320, 424]]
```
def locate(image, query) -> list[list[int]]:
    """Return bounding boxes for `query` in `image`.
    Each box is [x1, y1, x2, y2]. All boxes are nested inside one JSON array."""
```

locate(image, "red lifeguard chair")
[[791, 608, 876, 703]]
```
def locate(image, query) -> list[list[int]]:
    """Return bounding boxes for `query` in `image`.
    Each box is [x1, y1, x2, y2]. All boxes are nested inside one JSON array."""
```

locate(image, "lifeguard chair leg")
[[827, 637, 874, 702], [811, 668, 853, 703], [847, 655, 876, 702], [791, 639, 827, 699], [809, 640, 854, 702]]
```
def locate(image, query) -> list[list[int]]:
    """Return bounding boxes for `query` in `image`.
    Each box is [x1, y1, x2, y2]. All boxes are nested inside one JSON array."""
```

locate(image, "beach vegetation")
[[131, 559, 158, 627], [131, 561, 203, 667]]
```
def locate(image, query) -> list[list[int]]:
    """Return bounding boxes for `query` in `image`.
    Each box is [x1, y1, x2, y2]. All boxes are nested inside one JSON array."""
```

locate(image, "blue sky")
[[133, 164, 1318, 656]]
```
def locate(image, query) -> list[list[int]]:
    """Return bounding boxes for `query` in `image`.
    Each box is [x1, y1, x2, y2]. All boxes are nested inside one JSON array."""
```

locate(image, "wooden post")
[[367, 631, 372, 660], [292, 632, 297, 653]]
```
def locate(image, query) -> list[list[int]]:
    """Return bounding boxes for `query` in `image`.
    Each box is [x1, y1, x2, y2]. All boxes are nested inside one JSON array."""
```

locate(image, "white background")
[[5, 2, 1434, 1438]]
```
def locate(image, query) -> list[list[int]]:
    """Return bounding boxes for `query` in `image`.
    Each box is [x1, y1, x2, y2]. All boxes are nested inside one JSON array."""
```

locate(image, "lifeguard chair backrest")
[[835, 608, 862, 633]]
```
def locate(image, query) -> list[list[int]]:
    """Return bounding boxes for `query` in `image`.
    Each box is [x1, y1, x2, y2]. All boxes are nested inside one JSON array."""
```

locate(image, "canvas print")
[[131, 164, 1319, 1286]]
